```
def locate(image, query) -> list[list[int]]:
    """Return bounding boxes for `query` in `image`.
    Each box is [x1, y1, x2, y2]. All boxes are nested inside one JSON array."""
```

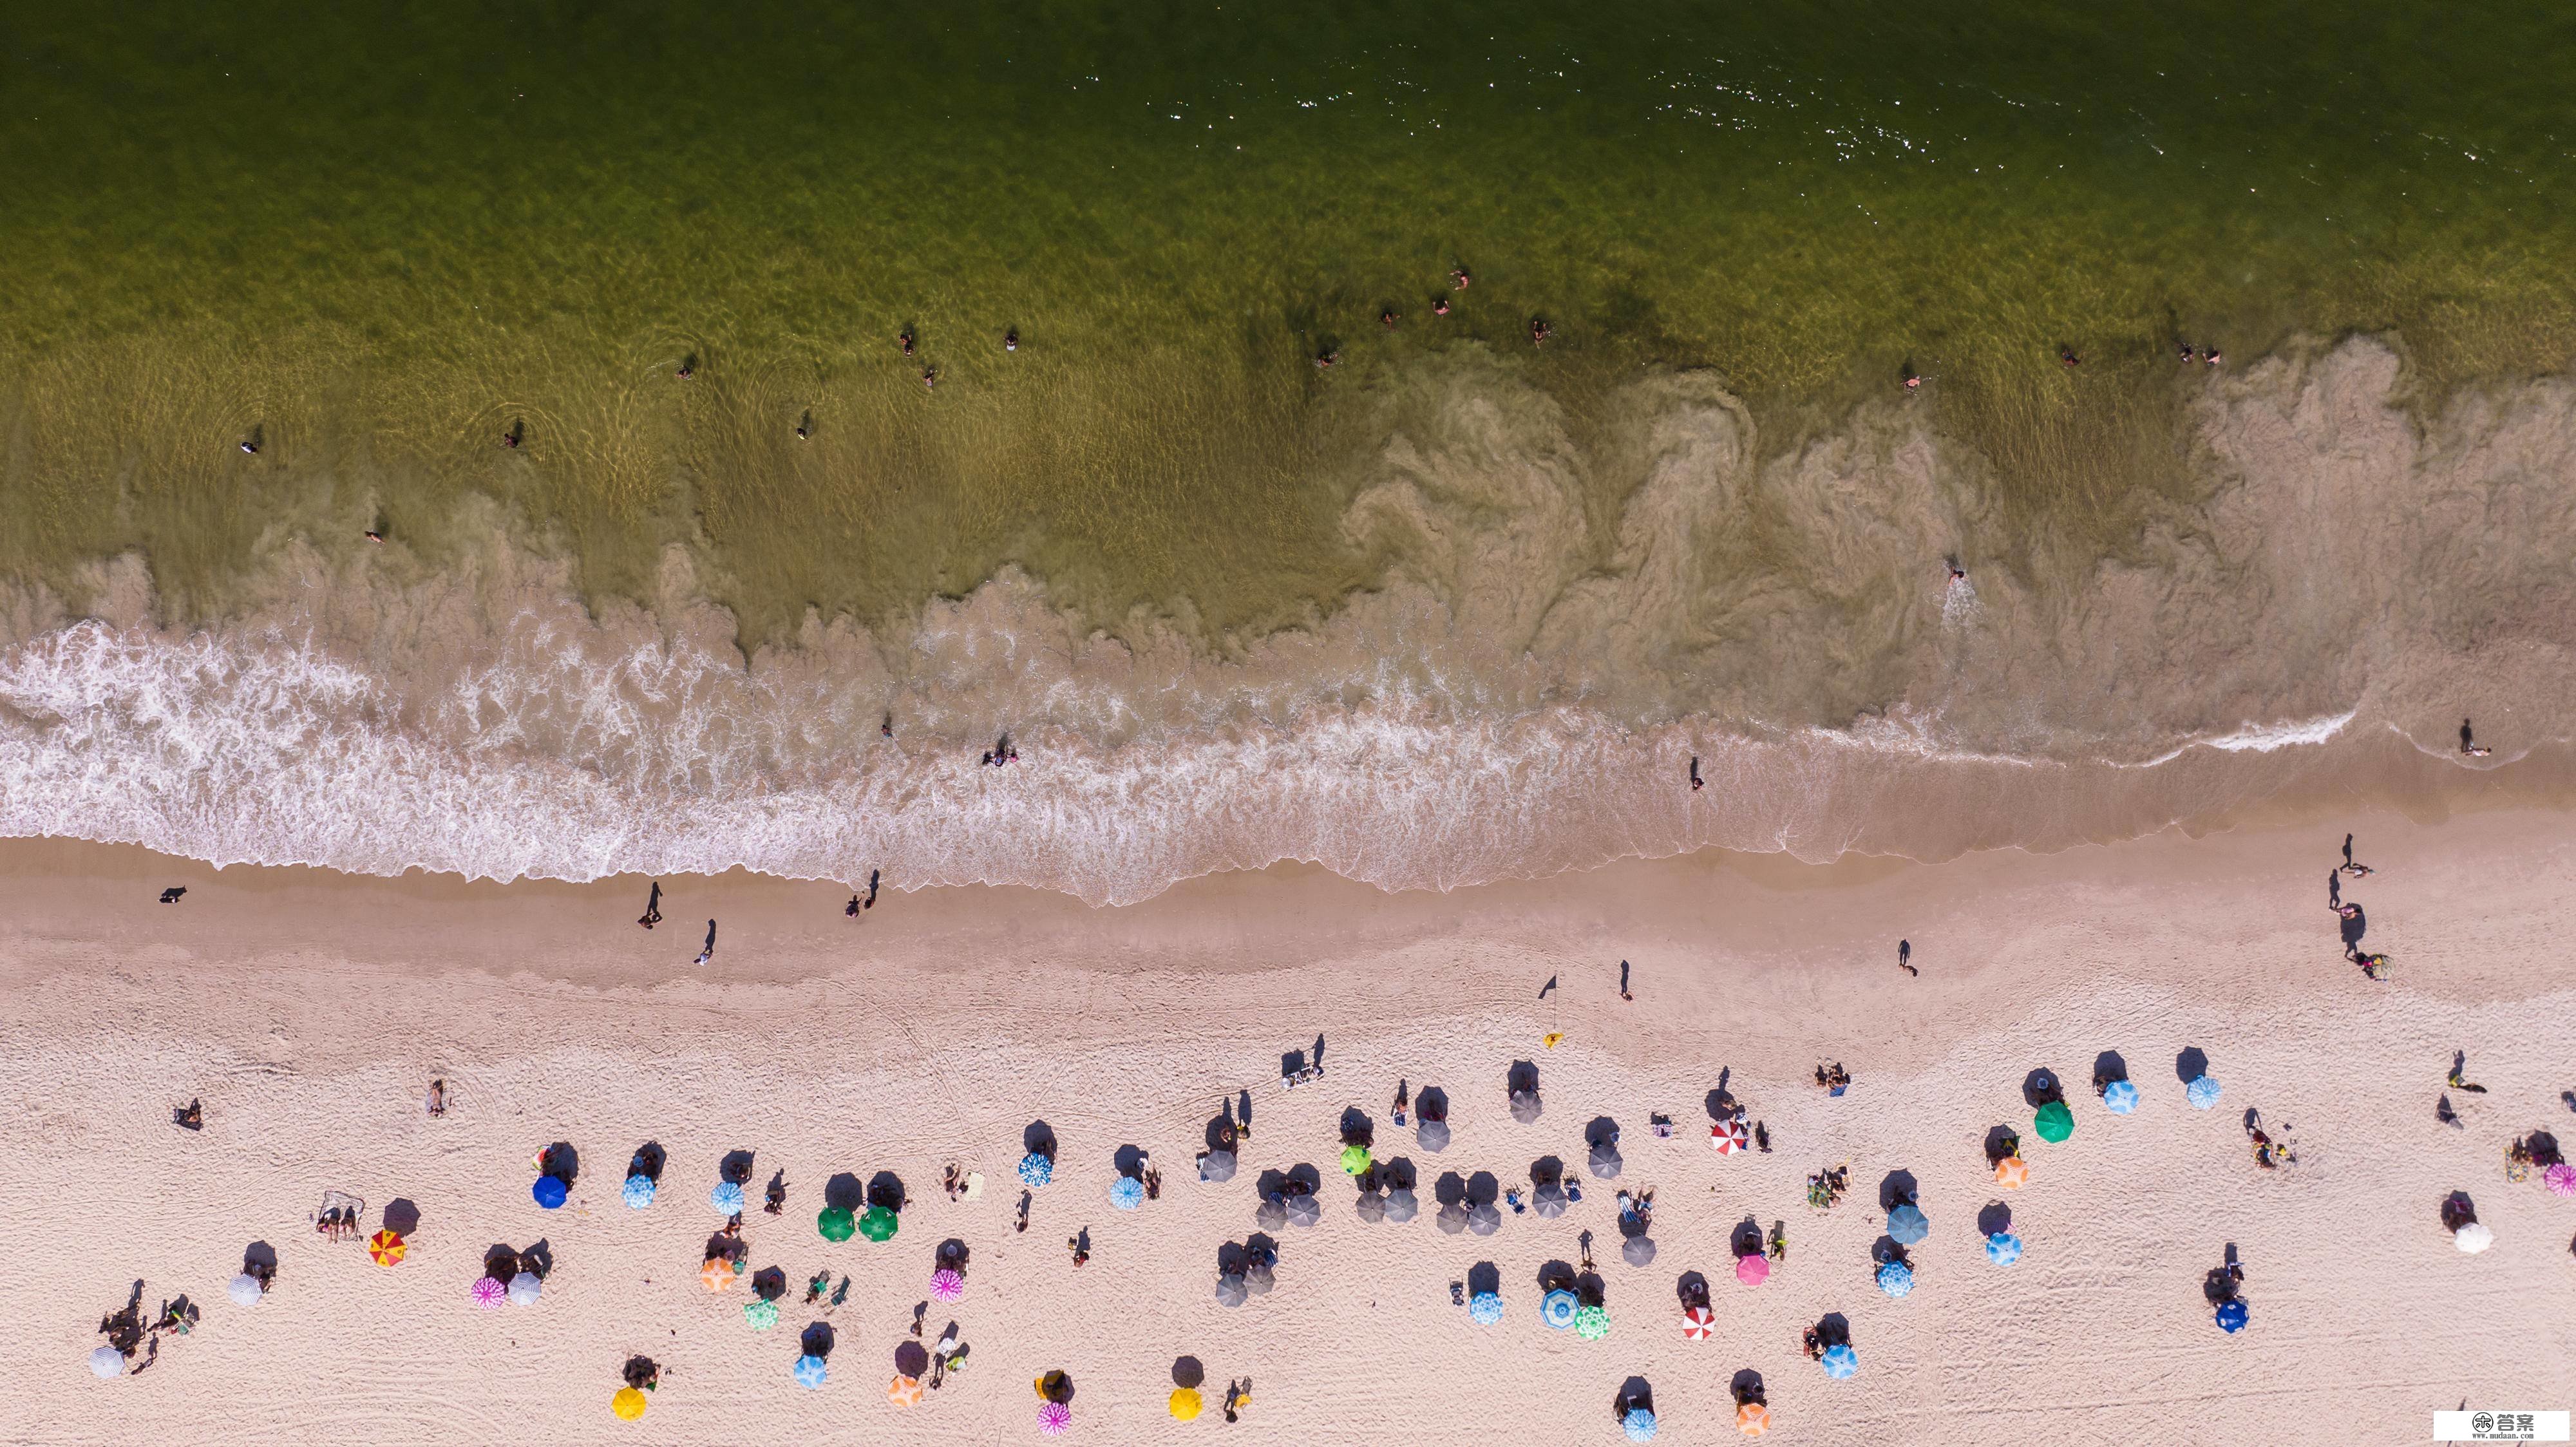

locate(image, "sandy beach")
[[6, 805, 2573, 1445]]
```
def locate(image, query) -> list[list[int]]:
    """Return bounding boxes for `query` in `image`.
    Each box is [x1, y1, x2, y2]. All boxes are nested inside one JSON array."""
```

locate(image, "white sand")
[[4, 809, 2573, 1444]]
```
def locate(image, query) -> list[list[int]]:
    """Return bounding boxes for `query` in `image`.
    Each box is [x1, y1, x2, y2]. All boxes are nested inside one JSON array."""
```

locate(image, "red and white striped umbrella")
[[1710, 1119, 1748, 1155], [1681, 1304, 1716, 1340]]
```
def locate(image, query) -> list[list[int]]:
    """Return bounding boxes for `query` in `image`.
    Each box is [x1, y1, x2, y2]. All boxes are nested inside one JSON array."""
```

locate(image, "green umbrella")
[[818, 1206, 856, 1242], [1573, 1303, 1610, 1340], [858, 1204, 900, 1242], [1340, 1144, 1372, 1175], [744, 1298, 779, 1330], [2034, 1099, 2074, 1143]]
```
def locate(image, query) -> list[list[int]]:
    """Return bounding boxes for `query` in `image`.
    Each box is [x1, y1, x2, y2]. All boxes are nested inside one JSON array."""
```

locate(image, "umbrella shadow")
[[1378, 1155, 1417, 1191], [2021, 1069, 2065, 1108], [383, 1198, 422, 1236], [1285, 1162, 1321, 1195], [800, 1321, 835, 1358], [1245, 1232, 1279, 1266], [1172, 1356, 1205, 1389], [1731, 1368, 1766, 1404], [629, 1142, 667, 1181], [936, 1238, 969, 1273], [1464, 1170, 1501, 1206], [242, 1240, 278, 1274], [1537, 1258, 1577, 1293], [1575, 1270, 1607, 1305], [1203, 1114, 1239, 1151], [1434, 1171, 1468, 1207], [1507, 1060, 1540, 1097], [1586, 1115, 1621, 1149], [1871, 1236, 1912, 1267], [1415, 1086, 1449, 1123], [481, 1244, 521, 1280], [822, 1173, 865, 1211], [520, 1239, 553, 1277], [540, 1142, 580, 1184], [1467, 1260, 1501, 1296], [752, 1265, 787, 1300], [1216, 1241, 1249, 1275], [1113, 1144, 1148, 1177], [1530, 1155, 1564, 1187], [1675, 1270, 1709, 1307], [720, 1149, 756, 1186], [1730, 1216, 1763, 1257], [1976, 1201, 2013, 1237], [1983, 1125, 2021, 1164], [1023, 1121, 1058, 1159], [2175, 1046, 2210, 1083], [895, 1339, 929, 1377], [867, 1171, 907, 1211], [1616, 1376, 1654, 1418], [2092, 1051, 2130, 1092], [1338, 1106, 1376, 1149], [1816, 1312, 1851, 1348], [1877, 1169, 1917, 1211]]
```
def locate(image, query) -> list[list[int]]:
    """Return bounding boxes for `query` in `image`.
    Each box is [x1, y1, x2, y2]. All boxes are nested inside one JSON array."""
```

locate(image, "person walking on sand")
[[1898, 939, 1915, 977], [2328, 869, 2340, 909], [638, 881, 661, 929], [694, 919, 716, 967]]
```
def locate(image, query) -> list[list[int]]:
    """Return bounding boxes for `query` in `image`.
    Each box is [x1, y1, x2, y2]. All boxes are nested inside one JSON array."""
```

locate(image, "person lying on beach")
[[173, 1098, 202, 1131], [2447, 1050, 2487, 1093], [804, 1271, 830, 1305], [1755, 1121, 1772, 1152], [1803, 1327, 1823, 1360], [943, 1164, 963, 1200], [1392, 1079, 1408, 1126], [1015, 1190, 1032, 1233], [158, 886, 185, 903]]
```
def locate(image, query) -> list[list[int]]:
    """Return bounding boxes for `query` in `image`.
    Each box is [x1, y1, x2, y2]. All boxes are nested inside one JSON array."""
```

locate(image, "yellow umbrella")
[[699, 1258, 737, 1292], [886, 1374, 923, 1407], [611, 1386, 649, 1421], [1994, 1155, 2029, 1189], [1737, 1401, 1771, 1437], [1542, 1031, 1566, 1049], [366, 1229, 406, 1266], [1170, 1387, 1203, 1421]]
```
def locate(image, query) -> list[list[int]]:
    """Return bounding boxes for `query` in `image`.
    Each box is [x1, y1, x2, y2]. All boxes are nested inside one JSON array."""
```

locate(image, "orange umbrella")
[[1994, 1155, 2028, 1189], [699, 1258, 737, 1292], [367, 1229, 406, 1266], [1737, 1402, 1771, 1437], [886, 1374, 923, 1407]]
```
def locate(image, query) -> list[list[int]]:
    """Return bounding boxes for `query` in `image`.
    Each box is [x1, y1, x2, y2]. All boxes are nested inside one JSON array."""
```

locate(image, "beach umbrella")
[[1341, 1144, 1372, 1175], [1735, 1254, 1770, 1287], [1385, 1187, 1420, 1223], [2454, 1221, 2495, 1254], [1985, 1231, 2023, 1267], [744, 1298, 779, 1330], [1417, 1119, 1452, 1152], [612, 1386, 648, 1421], [1110, 1177, 1146, 1211], [930, 1268, 965, 1303], [858, 1205, 900, 1242], [1994, 1156, 2028, 1189], [1681, 1304, 1715, 1340], [2186, 1075, 2222, 1110], [1532, 1184, 1569, 1218], [1624, 1407, 1660, 1442], [2546, 1162, 2576, 1198], [1589, 1143, 1624, 1180], [1574, 1303, 1611, 1340], [471, 1275, 507, 1308], [791, 1354, 829, 1390], [700, 1259, 737, 1292], [1466, 1201, 1502, 1236], [1887, 1204, 1929, 1245], [227, 1273, 263, 1307], [1256, 1196, 1289, 1231], [1245, 1262, 1276, 1296], [818, 1206, 856, 1242], [1018, 1153, 1055, 1187], [1469, 1289, 1504, 1325], [1199, 1150, 1238, 1184], [1622, 1235, 1658, 1267], [1877, 1261, 1915, 1298], [1736, 1401, 1771, 1437], [1711, 1118, 1747, 1155], [533, 1175, 569, 1209], [884, 1374, 922, 1407], [1822, 1343, 1859, 1379], [623, 1175, 656, 1210], [89, 1346, 124, 1378], [508, 1271, 543, 1306], [1037, 1400, 1072, 1435], [1540, 1289, 1580, 1329], [1436, 1201, 1470, 1234], [367, 1229, 406, 1266], [1214, 1273, 1248, 1307], [1354, 1191, 1387, 1224], [2215, 1299, 2249, 1334], [2033, 1100, 2074, 1143], [1168, 1387, 1202, 1420], [1510, 1090, 1543, 1124], [710, 1181, 745, 1216], [2103, 1080, 2139, 1115], [1286, 1195, 1323, 1229]]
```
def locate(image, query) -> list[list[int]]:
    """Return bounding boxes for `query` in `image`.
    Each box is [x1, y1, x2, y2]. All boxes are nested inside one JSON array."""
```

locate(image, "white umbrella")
[[1285, 1195, 1323, 1229], [1510, 1091, 1542, 1124], [89, 1347, 124, 1379], [1200, 1150, 1238, 1184], [1622, 1235, 1658, 1267], [1589, 1143, 1624, 1179], [1416, 1119, 1452, 1153], [1384, 1187, 1420, 1222], [2454, 1221, 2495, 1254], [1214, 1273, 1247, 1307], [507, 1271, 543, 1305], [1436, 1201, 1470, 1234], [1467, 1202, 1503, 1236], [227, 1274, 263, 1307]]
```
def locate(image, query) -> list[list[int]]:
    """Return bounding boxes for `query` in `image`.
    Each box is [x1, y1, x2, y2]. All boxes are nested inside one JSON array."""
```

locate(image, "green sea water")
[[3, 2, 2570, 641]]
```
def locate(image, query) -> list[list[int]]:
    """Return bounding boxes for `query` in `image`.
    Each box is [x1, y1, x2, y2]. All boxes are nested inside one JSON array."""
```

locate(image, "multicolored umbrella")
[[1340, 1144, 1372, 1175], [2546, 1162, 2576, 1197], [1681, 1304, 1715, 1339], [622, 1175, 656, 1210], [2103, 1079, 2139, 1115], [227, 1273, 263, 1307], [1736, 1401, 1771, 1437], [817, 1206, 855, 1242], [1821, 1343, 1859, 1379], [1018, 1153, 1054, 1187], [2033, 1100, 2074, 1143], [1037, 1399, 1072, 1435], [1623, 1407, 1659, 1442], [533, 1175, 569, 1209], [2186, 1074, 2222, 1110], [888, 1374, 924, 1407], [1887, 1204, 1929, 1244], [700, 1259, 737, 1292], [1469, 1291, 1504, 1325], [1711, 1118, 1748, 1155], [1168, 1386, 1200, 1420], [1734, 1254, 1769, 1287], [1876, 1261, 1915, 1298], [367, 1229, 406, 1266], [2454, 1221, 2495, 1254], [612, 1386, 648, 1421], [1574, 1303, 1611, 1340], [1109, 1177, 1146, 1211], [1985, 1232, 2023, 1266], [1994, 1156, 2028, 1189], [791, 1354, 828, 1390], [710, 1181, 745, 1216], [930, 1268, 965, 1302], [1540, 1288, 1579, 1329], [471, 1275, 507, 1308], [507, 1271, 543, 1305], [2215, 1299, 2249, 1333], [744, 1298, 779, 1330], [858, 1206, 898, 1242]]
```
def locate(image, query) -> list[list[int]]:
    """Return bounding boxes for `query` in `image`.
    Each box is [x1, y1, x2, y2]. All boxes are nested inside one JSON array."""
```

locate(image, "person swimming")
[[1004, 328, 1018, 352], [795, 410, 811, 441], [1433, 297, 1450, 317], [921, 366, 938, 390], [2059, 345, 2080, 367], [1529, 317, 1552, 345], [1313, 348, 1338, 369], [898, 328, 915, 356], [1381, 308, 1399, 329], [1450, 266, 1472, 290]]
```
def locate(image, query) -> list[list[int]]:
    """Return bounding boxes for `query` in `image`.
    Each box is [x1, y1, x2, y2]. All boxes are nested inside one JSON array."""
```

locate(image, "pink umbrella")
[[1682, 1303, 1716, 1339], [2547, 1162, 2576, 1197], [1037, 1400, 1072, 1435], [471, 1275, 507, 1308], [1735, 1254, 1770, 1287], [931, 1269, 965, 1303]]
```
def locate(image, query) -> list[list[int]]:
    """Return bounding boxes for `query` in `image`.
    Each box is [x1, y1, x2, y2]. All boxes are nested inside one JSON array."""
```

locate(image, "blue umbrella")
[[791, 1354, 829, 1389], [1886, 1204, 1929, 1245], [2103, 1079, 2139, 1115], [531, 1175, 568, 1209], [622, 1174, 656, 1210], [1821, 1343, 1859, 1379], [1622, 1407, 1659, 1442], [2186, 1075, 2222, 1110], [1109, 1176, 1146, 1211], [1540, 1289, 1580, 1330], [2215, 1299, 2249, 1334], [1985, 1231, 2023, 1266], [1469, 1291, 1504, 1325], [1877, 1261, 1915, 1298], [710, 1181, 745, 1215], [1018, 1153, 1054, 1187]]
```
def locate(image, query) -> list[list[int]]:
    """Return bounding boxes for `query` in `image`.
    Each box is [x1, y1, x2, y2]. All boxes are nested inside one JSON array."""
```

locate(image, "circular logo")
[[2472, 1414, 2494, 1433]]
